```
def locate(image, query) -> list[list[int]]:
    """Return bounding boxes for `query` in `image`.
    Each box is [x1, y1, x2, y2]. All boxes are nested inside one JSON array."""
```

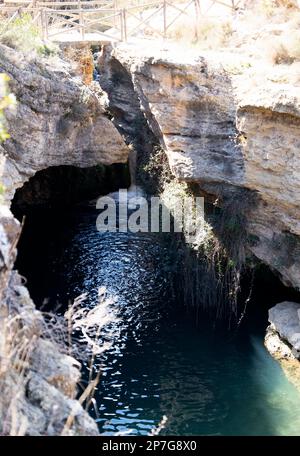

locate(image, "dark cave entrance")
[[11, 163, 130, 308], [238, 264, 300, 333], [12, 163, 130, 215]]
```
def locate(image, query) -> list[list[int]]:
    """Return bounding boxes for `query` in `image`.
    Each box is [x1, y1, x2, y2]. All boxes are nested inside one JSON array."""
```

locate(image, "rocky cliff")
[[1, 36, 300, 431], [0, 43, 129, 435], [98, 42, 300, 291], [0, 43, 129, 202]]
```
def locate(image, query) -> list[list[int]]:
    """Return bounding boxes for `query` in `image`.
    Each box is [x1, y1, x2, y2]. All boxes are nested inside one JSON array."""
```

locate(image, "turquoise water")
[[16, 204, 300, 436], [94, 308, 300, 436]]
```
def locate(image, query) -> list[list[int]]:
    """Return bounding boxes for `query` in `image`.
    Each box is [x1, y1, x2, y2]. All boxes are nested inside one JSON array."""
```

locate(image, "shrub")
[[255, 0, 299, 16], [0, 281, 115, 435], [262, 31, 300, 64], [0, 13, 58, 56]]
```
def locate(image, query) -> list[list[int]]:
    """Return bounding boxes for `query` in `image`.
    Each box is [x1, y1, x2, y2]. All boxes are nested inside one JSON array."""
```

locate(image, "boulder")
[[268, 301, 300, 354]]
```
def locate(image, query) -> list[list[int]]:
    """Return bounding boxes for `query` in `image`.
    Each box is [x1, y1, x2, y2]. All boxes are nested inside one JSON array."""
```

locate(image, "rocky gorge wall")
[[95, 42, 300, 383], [0, 44, 128, 202], [1, 36, 300, 433], [0, 43, 130, 435], [97, 42, 300, 292]]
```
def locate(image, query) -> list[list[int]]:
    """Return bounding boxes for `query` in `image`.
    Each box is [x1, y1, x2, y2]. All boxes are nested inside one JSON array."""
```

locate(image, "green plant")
[[0, 73, 16, 198], [0, 13, 58, 56], [160, 176, 257, 326], [0, 74, 15, 142], [141, 145, 173, 194]]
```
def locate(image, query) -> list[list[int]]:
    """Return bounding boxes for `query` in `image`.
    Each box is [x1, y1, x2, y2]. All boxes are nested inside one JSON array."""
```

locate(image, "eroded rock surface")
[[265, 302, 300, 390], [0, 209, 98, 436], [0, 43, 129, 201], [99, 42, 300, 289], [268, 301, 300, 354], [0, 44, 131, 435]]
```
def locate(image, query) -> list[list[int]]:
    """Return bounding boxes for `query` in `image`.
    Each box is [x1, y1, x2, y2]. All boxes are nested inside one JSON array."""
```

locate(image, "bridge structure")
[[0, 0, 245, 44]]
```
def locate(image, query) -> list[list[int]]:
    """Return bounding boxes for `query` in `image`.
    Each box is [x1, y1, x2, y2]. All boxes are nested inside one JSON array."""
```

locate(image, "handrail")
[[38, 1, 113, 6], [1, 0, 245, 43], [42, 8, 115, 13]]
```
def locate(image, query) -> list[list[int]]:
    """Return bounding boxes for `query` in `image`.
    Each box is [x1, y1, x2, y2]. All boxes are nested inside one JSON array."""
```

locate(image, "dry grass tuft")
[[0, 275, 116, 435], [0, 306, 38, 435], [261, 30, 300, 64], [42, 286, 117, 363], [160, 180, 256, 325], [63, 45, 94, 85], [167, 16, 234, 48]]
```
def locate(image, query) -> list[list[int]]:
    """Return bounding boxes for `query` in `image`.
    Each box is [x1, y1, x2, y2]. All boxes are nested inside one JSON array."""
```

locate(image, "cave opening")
[[11, 163, 130, 307], [12, 163, 130, 215]]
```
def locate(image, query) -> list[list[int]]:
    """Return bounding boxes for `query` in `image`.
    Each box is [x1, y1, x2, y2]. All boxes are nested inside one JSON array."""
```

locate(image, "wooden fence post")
[[79, 8, 84, 40], [37, 8, 43, 36], [194, 0, 200, 41], [122, 8, 127, 42], [45, 9, 49, 40], [32, 0, 36, 17], [120, 10, 124, 41], [113, 0, 117, 29], [163, 0, 167, 38], [41, 9, 48, 40]]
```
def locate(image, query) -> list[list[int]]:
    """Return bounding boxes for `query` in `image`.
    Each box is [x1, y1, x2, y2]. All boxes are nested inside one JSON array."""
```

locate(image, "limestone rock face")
[[265, 302, 300, 389], [265, 323, 300, 391], [0, 204, 20, 295], [0, 207, 98, 435], [268, 301, 300, 354], [1, 269, 99, 436], [105, 43, 300, 289], [0, 43, 129, 201], [0, 44, 131, 435]]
